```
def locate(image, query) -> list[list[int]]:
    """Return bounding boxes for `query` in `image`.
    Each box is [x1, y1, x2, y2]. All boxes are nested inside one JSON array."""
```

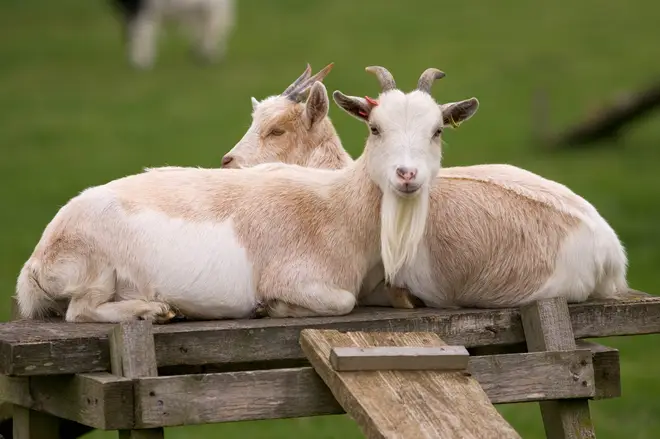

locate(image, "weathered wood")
[[301, 329, 521, 439], [0, 373, 133, 430], [10, 298, 19, 321], [12, 406, 60, 439], [0, 296, 655, 376], [135, 366, 342, 428], [329, 346, 470, 371], [110, 322, 159, 379], [136, 347, 596, 427], [576, 341, 620, 400], [1, 299, 95, 439], [472, 349, 595, 403], [522, 298, 596, 439], [109, 321, 163, 439]]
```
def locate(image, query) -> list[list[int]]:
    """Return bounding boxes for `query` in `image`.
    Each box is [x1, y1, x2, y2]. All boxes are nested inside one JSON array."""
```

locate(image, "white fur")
[[124, 212, 258, 319], [380, 188, 430, 283], [16, 77, 447, 322], [125, 0, 235, 69]]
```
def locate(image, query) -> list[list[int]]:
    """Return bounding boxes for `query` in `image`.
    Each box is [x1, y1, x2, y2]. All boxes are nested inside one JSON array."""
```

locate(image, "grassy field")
[[1, 1, 660, 438]]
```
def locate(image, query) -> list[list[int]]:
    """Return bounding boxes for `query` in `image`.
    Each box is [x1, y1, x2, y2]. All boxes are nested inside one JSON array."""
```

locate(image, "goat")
[[15, 66, 472, 322], [223, 63, 352, 170], [109, 0, 235, 69], [226, 66, 645, 308]]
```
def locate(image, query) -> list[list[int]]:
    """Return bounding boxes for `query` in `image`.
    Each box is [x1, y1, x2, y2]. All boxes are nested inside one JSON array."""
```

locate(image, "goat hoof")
[[252, 301, 269, 319]]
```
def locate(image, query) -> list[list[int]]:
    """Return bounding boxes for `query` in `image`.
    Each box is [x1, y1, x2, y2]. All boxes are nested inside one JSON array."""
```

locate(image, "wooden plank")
[[301, 329, 521, 439], [471, 349, 594, 403], [110, 321, 163, 439], [329, 346, 470, 371], [0, 373, 134, 430], [13, 406, 61, 439], [576, 341, 620, 400], [2, 300, 95, 439], [135, 348, 597, 427], [135, 367, 342, 428], [522, 298, 596, 439], [0, 296, 656, 376]]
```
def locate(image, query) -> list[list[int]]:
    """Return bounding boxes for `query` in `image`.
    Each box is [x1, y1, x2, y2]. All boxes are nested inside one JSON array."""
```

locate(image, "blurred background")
[[1, 0, 659, 438]]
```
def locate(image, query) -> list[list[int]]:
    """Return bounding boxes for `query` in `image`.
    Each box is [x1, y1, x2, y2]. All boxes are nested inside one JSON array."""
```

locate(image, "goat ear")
[[251, 97, 259, 111], [304, 82, 329, 130], [440, 98, 479, 128], [332, 91, 374, 122]]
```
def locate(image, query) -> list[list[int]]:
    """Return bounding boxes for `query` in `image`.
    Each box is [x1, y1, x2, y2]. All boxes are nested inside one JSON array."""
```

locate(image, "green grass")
[[1, 1, 659, 438]]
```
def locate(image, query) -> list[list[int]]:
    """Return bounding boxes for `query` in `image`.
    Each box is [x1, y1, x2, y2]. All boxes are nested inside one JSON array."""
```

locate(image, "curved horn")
[[365, 66, 396, 92], [287, 62, 335, 102], [416, 68, 446, 94], [282, 63, 312, 96]]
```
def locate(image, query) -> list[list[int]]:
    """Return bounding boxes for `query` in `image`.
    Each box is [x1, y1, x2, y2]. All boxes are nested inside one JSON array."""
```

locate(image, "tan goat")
[[15, 66, 475, 322], [226, 65, 644, 309]]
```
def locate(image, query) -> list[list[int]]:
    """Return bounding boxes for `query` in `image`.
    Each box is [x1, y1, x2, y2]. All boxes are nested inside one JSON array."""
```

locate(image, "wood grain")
[[0, 297, 655, 376], [0, 348, 599, 429], [12, 406, 61, 439], [329, 346, 470, 371], [300, 329, 521, 439], [522, 298, 596, 439], [109, 321, 164, 439]]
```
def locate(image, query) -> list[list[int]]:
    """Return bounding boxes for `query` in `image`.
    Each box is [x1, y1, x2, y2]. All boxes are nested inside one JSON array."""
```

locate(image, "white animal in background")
[[15, 66, 479, 322], [110, 0, 235, 69], [226, 65, 644, 309]]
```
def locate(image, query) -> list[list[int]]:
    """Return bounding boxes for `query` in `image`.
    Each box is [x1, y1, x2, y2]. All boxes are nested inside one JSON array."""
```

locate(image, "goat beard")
[[380, 187, 429, 285]]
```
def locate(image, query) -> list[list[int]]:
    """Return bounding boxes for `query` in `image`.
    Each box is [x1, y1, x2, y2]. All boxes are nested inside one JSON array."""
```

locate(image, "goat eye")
[[370, 126, 380, 135], [433, 128, 443, 138], [269, 128, 285, 136]]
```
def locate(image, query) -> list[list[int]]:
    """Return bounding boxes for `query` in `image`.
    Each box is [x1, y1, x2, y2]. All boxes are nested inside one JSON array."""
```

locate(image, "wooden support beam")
[[521, 298, 596, 439], [0, 348, 598, 429], [2, 297, 95, 439], [134, 348, 597, 427], [576, 341, 620, 400], [0, 296, 654, 377], [329, 345, 470, 372], [300, 329, 521, 439], [0, 373, 133, 430], [109, 321, 163, 439], [12, 406, 60, 439]]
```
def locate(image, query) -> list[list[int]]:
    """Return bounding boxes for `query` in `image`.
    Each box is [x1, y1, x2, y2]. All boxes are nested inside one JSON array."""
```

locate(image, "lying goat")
[[225, 65, 644, 308], [16, 66, 474, 322]]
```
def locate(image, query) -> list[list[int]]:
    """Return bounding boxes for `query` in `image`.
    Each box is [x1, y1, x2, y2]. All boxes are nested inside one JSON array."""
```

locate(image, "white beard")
[[380, 187, 429, 284]]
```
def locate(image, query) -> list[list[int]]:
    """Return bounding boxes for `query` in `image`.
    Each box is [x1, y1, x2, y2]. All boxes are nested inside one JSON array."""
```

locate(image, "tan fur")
[[97, 163, 382, 306], [226, 83, 627, 309], [18, 158, 383, 321], [424, 170, 578, 307], [224, 71, 352, 170]]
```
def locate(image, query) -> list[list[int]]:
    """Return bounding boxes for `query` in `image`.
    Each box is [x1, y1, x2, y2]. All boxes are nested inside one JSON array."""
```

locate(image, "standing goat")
[[110, 0, 235, 69], [227, 66, 644, 308], [16, 66, 474, 322]]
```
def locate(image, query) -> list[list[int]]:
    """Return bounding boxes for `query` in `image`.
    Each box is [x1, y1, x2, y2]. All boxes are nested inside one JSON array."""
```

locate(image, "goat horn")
[[282, 63, 312, 96], [365, 66, 396, 92], [416, 68, 446, 94], [287, 62, 335, 103]]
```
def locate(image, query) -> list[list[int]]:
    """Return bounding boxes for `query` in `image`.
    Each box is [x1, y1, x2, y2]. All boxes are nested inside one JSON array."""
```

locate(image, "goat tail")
[[594, 242, 652, 301], [15, 259, 57, 319]]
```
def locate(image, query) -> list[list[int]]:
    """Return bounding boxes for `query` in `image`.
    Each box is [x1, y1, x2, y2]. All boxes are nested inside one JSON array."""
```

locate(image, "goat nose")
[[396, 166, 418, 182], [221, 155, 234, 167]]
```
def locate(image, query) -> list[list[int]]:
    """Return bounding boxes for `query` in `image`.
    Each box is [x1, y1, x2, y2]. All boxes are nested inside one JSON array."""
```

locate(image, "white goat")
[[110, 0, 235, 69], [16, 66, 473, 322], [227, 66, 645, 308]]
